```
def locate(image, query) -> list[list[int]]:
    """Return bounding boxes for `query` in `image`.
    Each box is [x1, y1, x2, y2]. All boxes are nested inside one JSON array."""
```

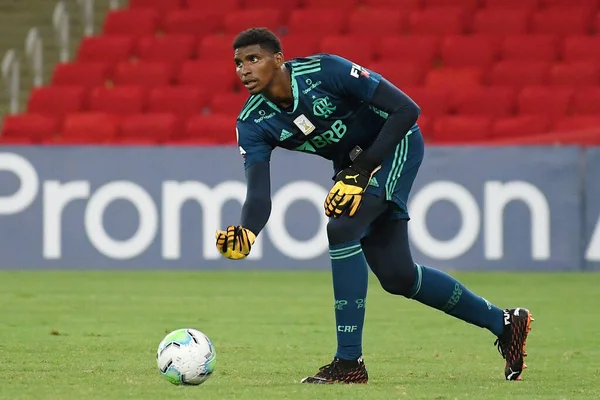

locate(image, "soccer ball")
[[156, 328, 217, 386]]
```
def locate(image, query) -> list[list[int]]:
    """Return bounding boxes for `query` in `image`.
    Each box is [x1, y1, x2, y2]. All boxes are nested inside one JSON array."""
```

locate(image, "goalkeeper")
[[216, 28, 533, 384]]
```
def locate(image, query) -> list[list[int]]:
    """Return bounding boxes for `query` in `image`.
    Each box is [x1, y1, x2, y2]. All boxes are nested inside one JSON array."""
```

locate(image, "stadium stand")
[[1, 0, 599, 144]]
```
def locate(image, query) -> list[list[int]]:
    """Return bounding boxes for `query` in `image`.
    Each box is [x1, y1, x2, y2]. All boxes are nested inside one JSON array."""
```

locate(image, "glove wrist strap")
[[349, 146, 379, 175]]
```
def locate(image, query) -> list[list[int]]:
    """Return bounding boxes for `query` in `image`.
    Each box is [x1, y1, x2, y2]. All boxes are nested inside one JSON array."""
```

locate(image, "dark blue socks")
[[409, 264, 505, 336], [329, 240, 369, 360]]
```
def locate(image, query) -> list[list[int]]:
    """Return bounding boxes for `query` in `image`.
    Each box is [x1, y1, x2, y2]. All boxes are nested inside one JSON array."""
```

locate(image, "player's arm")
[[357, 78, 420, 169], [240, 161, 271, 236], [324, 54, 420, 171], [215, 123, 274, 259], [323, 55, 420, 217]]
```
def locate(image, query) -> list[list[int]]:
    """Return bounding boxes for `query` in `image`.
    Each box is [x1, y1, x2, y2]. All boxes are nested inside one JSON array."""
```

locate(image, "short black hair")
[[232, 28, 282, 54]]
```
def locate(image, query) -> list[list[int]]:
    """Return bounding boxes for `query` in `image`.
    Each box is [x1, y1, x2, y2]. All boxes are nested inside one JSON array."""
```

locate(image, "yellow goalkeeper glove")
[[215, 225, 256, 260], [325, 147, 380, 218], [324, 164, 380, 218]]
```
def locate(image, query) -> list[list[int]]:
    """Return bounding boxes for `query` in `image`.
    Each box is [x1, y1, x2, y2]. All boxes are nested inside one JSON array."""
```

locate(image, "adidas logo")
[[369, 177, 379, 187], [280, 129, 293, 141]]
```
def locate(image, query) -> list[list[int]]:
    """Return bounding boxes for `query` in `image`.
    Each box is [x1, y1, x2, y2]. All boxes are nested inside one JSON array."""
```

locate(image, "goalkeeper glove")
[[324, 147, 380, 218], [215, 225, 256, 260]]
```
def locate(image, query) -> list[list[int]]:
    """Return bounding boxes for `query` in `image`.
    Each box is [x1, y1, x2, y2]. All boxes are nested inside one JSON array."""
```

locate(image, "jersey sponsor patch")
[[293, 114, 316, 135], [350, 63, 370, 79]]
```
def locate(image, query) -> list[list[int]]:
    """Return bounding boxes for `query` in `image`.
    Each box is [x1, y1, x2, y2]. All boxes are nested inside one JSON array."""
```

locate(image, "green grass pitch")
[[1, 271, 599, 400]]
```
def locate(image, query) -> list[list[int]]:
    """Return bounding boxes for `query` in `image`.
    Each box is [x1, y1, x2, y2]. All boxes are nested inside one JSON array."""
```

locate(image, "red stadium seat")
[[364, 0, 421, 7], [280, 35, 321, 59], [483, 0, 539, 8], [119, 113, 180, 142], [346, 9, 406, 36], [423, 0, 480, 11], [210, 92, 249, 116], [178, 61, 237, 93], [51, 62, 112, 89], [184, 114, 237, 144], [163, 10, 223, 38], [531, 8, 593, 36], [369, 62, 425, 87], [549, 62, 599, 87], [88, 86, 146, 116], [571, 88, 600, 115], [415, 115, 434, 141], [223, 9, 283, 34], [58, 113, 120, 143], [169, 138, 221, 145], [378, 35, 440, 67], [319, 35, 377, 66], [491, 115, 551, 138], [0, 136, 34, 144], [562, 36, 600, 63], [244, 0, 298, 11], [408, 7, 469, 35], [129, 0, 183, 13], [425, 67, 484, 87], [404, 86, 452, 117], [27, 86, 87, 119], [488, 61, 550, 88], [186, 0, 241, 13], [552, 116, 600, 132], [541, 0, 598, 9], [433, 116, 493, 143], [112, 61, 173, 88], [451, 86, 517, 117], [440, 35, 499, 68], [197, 34, 236, 61], [500, 35, 559, 62], [302, 0, 359, 11], [103, 9, 160, 37], [77, 36, 135, 64], [147, 86, 209, 118], [517, 86, 574, 116], [287, 10, 347, 36], [135, 34, 196, 71], [472, 8, 531, 35], [1, 114, 60, 143]]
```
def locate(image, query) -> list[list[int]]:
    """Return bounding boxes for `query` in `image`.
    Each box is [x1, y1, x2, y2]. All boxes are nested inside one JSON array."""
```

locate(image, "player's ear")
[[274, 52, 284, 68]]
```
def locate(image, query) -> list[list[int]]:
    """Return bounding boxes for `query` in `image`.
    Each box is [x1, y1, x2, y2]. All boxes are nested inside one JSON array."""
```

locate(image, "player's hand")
[[215, 226, 256, 260], [324, 164, 380, 218]]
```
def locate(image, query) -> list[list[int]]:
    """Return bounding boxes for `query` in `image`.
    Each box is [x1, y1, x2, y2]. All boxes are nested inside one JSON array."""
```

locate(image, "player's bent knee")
[[377, 262, 417, 297], [326, 217, 366, 245]]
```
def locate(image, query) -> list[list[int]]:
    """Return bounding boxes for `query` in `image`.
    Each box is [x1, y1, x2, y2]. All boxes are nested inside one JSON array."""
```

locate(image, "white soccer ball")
[[156, 328, 217, 386]]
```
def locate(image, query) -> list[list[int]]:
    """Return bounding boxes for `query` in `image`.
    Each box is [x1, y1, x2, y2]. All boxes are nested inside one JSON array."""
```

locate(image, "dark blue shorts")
[[364, 124, 424, 220]]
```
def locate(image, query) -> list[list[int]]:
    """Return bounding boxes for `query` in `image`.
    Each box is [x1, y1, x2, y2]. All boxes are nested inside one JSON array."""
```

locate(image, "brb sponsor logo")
[[1, 152, 600, 263]]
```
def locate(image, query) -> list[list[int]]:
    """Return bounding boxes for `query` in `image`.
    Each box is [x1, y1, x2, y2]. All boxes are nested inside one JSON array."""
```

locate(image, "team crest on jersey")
[[312, 96, 336, 119], [293, 114, 316, 135]]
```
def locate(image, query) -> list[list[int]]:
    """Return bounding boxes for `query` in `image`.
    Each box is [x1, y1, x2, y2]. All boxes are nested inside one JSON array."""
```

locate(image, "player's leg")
[[363, 216, 506, 334], [362, 218, 533, 381], [364, 125, 533, 380], [301, 194, 388, 384]]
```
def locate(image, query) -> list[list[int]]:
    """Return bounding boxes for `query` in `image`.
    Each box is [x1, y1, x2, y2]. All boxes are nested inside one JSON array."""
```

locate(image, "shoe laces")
[[318, 358, 341, 373]]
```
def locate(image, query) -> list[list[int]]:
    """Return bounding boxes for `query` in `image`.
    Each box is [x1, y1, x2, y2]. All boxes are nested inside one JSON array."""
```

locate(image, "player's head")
[[233, 28, 284, 95]]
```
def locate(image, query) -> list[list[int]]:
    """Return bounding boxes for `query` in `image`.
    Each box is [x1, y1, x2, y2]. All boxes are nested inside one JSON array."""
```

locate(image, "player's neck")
[[261, 64, 293, 110]]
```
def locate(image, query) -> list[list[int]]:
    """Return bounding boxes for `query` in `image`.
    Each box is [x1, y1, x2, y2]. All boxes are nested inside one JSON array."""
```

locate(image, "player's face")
[[234, 45, 282, 95]]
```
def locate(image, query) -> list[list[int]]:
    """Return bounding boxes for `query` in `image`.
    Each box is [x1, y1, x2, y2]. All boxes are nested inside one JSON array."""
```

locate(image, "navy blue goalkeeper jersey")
[[236, 53, 395, 172]]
